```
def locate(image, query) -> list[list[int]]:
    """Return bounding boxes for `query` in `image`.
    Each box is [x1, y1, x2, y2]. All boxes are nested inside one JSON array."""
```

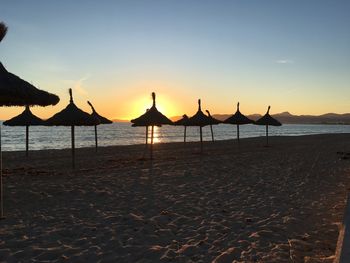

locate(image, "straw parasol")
[[0, 22, 8, 43], [224, 102, 254, 143], [135, 108, 150, 146], [173, 114, 189, 143], [87, 101, 112, 152], [0, 63, 60, 106], [131, 92, 173, 159], [46, 89, 99, 168], [255, 106, 282, 146], [132, 109, 163, 146], [0, 21, 60, 219], [3, 105, 45, 156], [205, 110, 221, 142], [186, 99, 212, 152]]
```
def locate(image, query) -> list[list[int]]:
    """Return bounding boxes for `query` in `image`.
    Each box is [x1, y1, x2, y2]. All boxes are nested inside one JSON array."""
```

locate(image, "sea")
[[1, 122, 350, 152]]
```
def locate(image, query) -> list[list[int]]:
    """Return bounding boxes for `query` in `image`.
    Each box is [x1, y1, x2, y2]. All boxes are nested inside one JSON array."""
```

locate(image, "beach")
[[1, 134, 350, 262]]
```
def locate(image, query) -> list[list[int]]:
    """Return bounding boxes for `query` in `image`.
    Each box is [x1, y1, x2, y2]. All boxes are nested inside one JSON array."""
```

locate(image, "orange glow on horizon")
[[1, 84, 349, 121], [125, 93, 178, 121]]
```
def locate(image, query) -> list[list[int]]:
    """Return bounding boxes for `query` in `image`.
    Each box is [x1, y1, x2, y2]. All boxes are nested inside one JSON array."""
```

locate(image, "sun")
[[130, 93, 177, 119]]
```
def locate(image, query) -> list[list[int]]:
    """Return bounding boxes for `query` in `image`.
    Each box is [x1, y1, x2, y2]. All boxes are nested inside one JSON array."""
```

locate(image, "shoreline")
[[1, 133, 350, 262], [2, 132, 350, 155], [2, 123, 350, 153]]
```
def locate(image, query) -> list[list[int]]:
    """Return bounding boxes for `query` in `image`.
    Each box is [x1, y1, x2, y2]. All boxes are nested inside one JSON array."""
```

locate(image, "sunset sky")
[[1, 1, 349, 120]]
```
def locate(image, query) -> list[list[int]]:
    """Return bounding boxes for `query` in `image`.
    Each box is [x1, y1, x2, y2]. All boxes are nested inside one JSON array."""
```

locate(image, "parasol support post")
[[266, 125, 269, 146], [94, 125, 98, 153], [237, 124, 240, 144], [146, 126, 148, 146], [184, 126, 187, 143], [151, 126, 154, 145], [71, 125, 75, 169], [210, 124, 214, 142], [150, 125, 154, 159], [200, 126, 203, 153], [26, 125, 29, 157], [0, 124, 4, 219]]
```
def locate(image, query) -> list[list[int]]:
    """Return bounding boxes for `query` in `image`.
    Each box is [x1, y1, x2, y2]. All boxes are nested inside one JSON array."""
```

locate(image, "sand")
[[1, 134, 350, 262]]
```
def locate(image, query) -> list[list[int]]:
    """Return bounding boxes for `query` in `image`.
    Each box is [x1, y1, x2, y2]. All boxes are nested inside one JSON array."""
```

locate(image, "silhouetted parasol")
[[0, 22, 8, 43], [46, 89, 98, 168], [3, 105, 44, 156], [131, 92, 172, 159], [87, 101, 112, 152], [0, 63, 60, 106], [205, 110, 220, 142], [136, 108, 150, 146], [255, 106, 282, 146], [186, 99, 212, 152], [0, 21, 60, 219], [0, 22, 60, 219], [224, 102, 254, 143], [173, 114, 189, 143]]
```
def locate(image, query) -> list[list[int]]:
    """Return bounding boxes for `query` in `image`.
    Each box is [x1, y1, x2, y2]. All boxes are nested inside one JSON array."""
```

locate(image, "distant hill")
[[171, 112, 350, 125], [112, 119, 131, 123]]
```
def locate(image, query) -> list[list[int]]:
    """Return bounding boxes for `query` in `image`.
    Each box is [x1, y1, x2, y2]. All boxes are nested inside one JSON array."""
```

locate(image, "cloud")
[[63, 75, 90, 96], [276, 59, 294, 64], [74, 76, 89, 96]]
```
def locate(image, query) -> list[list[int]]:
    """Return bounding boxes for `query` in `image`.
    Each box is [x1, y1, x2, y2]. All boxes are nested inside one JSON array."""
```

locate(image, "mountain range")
[[113, 112, 350, 124], [209, 112, 350, 125]]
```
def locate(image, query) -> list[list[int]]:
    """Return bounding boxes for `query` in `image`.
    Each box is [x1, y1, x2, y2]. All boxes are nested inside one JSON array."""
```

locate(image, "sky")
[[1, 0, 350, 120]]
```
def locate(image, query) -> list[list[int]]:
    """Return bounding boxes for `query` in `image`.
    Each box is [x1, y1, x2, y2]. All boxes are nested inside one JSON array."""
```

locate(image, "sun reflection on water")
[[147, 126, 161, 144]]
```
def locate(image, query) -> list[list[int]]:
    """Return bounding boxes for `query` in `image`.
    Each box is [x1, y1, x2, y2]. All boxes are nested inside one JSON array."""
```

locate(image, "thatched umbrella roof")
[[187, 99, 213, 152], [173, 114, 189, 143], [131, 92, 172, 159], [255, 106, 282, 126], [46, 89, 98, 168], [0, 23, 59, 107], [187, 99, 212, 127], [173, 114, 189, 126], [0, 63, 60, 107], [3, 106, 44, 156], [87, 101, 112, 124], [87, 101, 112, 152], [131, 92, 173, 126], [224, 102, 254, 143], [46, 89, 98, 126], [205, 110, 220, 142], [205, 110, 221, 125], [255, 106, 282, 146], [0, 22, 8, 43], [3, 105, 44, 126], [131, 108, 155, 146], [224, 102, 254, 125]]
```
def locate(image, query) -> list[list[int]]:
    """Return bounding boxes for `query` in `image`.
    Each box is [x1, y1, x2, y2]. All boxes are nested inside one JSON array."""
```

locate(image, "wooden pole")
[[266, 124, 269, 146], [0, 124, 4, 219], [184, 126, 187, 143], [71, 126, 75, 169], [200, 126, 203, 153], [150, 125, 154, 159], [210, 125, 214, 142], [94, 125, 98, 153], [146, 126, 148, 145], [26, 125, 29, 157], [237, 124, 240, 143]]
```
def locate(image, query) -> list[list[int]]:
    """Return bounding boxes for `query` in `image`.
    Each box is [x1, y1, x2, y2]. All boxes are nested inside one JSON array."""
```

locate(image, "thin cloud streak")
[[276, 59, 294, 64], [63, 75, 90, 97]]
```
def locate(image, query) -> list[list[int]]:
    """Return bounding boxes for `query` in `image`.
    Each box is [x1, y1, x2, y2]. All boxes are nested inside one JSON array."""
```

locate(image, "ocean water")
[[1, 122, 350, 152]]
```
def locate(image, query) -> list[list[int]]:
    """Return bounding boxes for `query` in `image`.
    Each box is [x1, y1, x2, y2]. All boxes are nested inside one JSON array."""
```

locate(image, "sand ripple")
[[1, 134, 350, 262]]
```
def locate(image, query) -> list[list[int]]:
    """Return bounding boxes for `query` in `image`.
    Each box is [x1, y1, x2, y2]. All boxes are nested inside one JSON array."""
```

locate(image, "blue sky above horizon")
[[1, 0, 350, 119]]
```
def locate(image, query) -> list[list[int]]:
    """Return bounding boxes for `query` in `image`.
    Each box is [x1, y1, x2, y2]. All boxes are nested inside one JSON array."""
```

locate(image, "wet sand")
[[1, 134, 350, 262]]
